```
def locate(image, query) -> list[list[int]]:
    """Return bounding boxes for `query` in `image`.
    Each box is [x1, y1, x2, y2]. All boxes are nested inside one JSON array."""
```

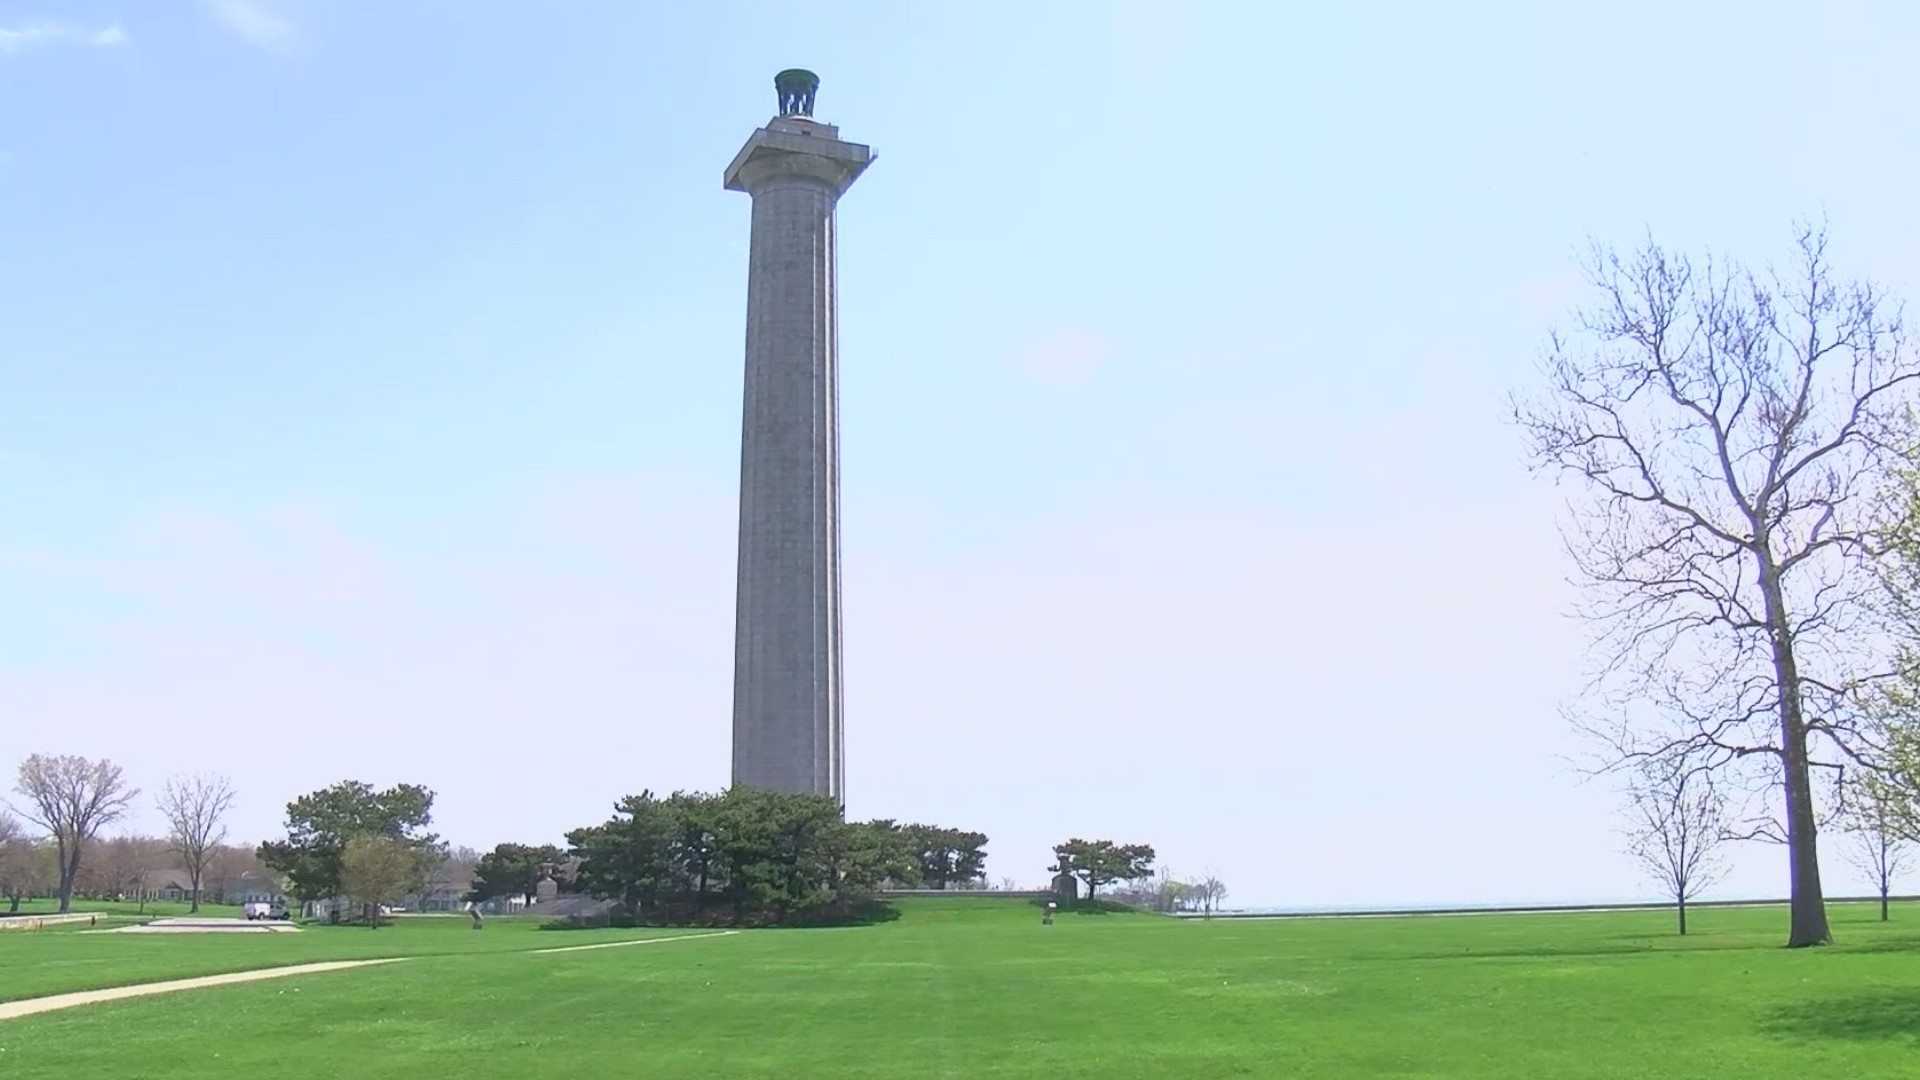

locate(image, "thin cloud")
[[0, 21, 129, 54], [1111, 0, 1185, 78], [201, 0, 293, 50], [1010, 328, 1113, 383]]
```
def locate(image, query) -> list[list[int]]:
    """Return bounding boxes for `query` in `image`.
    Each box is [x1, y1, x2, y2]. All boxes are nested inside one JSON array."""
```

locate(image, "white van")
[[243, 901, 288, 921]]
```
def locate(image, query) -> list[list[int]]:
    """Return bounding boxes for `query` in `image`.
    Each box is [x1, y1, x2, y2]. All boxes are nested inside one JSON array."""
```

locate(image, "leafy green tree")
[[1050, 838, 1156, 900], [468, 843, 567, 906], [709, 788, 843, 920], [567, 791, 680, 919], [665, 791, 722, 908], [904, 825, 989, 888], [340, 834, 428, 928], [1888, 721, 1920, 836], [1052, 837, 1152, 895], [1864, 476, 1920, 837], [258, 781, 442, 902], [1841, 774, 1913, 922], [563, 788, 936, 926], [844, 819, 921, 890]]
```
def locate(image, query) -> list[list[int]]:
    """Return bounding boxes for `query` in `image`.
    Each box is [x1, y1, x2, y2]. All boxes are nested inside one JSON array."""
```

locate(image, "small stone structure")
[[1052, 872, 1080, 902]]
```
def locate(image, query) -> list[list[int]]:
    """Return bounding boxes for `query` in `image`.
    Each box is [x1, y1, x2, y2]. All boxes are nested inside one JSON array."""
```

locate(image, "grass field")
[[2, 898, 245, 920], [2, 898, 1917, 1078]]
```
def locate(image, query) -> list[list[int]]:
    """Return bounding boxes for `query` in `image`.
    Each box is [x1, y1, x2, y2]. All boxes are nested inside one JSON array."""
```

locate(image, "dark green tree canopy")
[[563, 788, 987, 926], [258, 780, 443, 902], [467, 842, 568, 905], [1050, 838, 1156, 900], [903, 825, 989, 889]]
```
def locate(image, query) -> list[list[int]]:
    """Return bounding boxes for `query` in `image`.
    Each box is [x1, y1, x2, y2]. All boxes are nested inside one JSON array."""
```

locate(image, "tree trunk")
[[1779, 726, 1830, 946], [1756, 552, 1832, 948], [1882, 888, 1890, 923], [58, 846, 79, 915], [1677, 896, 1687, 936]]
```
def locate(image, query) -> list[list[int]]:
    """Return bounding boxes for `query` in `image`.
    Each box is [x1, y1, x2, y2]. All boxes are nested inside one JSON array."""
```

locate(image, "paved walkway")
[[0, 929, 738, 1022], [0, 959, 409, 1022], [530, 929, 736, 954], [100, 918, 302, 935], [0, 913, 105, 932]]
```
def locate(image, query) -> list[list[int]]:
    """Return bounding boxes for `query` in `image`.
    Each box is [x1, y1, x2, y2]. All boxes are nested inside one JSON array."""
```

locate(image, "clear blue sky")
[[5, 0, 1919, 906]]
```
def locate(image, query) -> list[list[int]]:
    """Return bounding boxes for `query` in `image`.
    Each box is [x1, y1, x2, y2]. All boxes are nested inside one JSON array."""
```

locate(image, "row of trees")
[[1516, 224, 1920, 945], [1624, 758, 1912, 935], [1103, 867, 1230, 916], [4, 756, 238, 914], [468, 842, 570, 906], [0, 829, 279, 914], [1049, 838, 1156, 900], [16, 762, 1177, 927], [1048, 840, 1237, 916], [4, 765, 493, 926], [254, 780, 483, 927], [248, 780, 995, 928], [469, 820, 988, 911], [558, 788, 989, 926], [257, 781, 443, 905]]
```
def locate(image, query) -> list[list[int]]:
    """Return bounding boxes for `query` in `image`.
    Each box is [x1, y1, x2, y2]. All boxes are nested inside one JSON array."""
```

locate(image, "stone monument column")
[[724, 70, 873, 807]]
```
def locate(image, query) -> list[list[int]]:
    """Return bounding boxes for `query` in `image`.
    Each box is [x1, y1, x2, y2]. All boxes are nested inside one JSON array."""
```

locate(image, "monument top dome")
[[775, 69, 820, 117]]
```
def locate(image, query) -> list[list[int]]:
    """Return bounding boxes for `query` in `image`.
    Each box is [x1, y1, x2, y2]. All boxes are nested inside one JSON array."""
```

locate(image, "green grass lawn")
[[0, 915, 683, 1002], [2, 898, 1917, 1078], [2, 898, 245, 920]]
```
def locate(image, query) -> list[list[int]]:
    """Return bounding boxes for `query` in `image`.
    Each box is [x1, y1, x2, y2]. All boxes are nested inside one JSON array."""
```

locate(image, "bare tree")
[[1625, 760, 1730, 935], [156, 774, 236, 914], [1514, 226, 1919, 947], [1, 844, 52, 914], [1195, 873, 1229, 919], [10, 755, 139, 913], [96, 835, 171, 911], [203, 843, 272, 905], [441, 844, 480, 890], [0, 813, 46, 913], [412, 844, 480, 910], [1842, 775, 1913, 922]]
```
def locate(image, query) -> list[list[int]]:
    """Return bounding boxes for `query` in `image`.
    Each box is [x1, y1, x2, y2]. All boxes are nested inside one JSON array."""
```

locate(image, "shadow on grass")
[[1760, 991, 1920, 1044], [537, 900, 903, 932], [787, 901, 904, 928], [1386, 936, 1784, 963], [1027, 898, 1136, 916], [1832, 935, 1920, 955]]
